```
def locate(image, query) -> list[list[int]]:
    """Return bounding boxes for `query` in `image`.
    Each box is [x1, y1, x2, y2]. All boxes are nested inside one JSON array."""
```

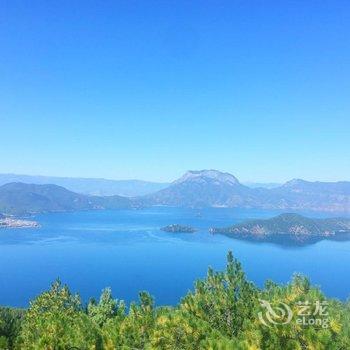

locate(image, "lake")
[[0, 207, 350, 307]]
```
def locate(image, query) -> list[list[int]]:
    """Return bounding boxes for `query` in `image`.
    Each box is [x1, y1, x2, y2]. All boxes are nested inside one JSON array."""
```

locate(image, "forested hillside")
[[210, 213, 350, 244], [0, 183, 133, 215], [1, 253, 349, 349]]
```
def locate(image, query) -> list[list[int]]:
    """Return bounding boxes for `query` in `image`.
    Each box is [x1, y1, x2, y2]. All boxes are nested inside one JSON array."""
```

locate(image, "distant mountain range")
[[209, 213, 350, 244], [0, 170, 349, 215], [0, 174, 168, 197], [0, 182, 134, 215], [0, 173, 284, 197], [142, 170, 257, 208], [142, 170, 350, 213]]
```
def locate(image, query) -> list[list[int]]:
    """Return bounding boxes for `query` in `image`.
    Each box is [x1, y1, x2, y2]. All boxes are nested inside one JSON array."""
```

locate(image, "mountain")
[[210, 213, 350, 243], [266, 179, 350, 212], [1, 171, 350, 214], [174, 170, 240, 186], [0, 183, 133, 215], [0, 174, 168, 197], [142, 170, 350, 212], [142, 170, 257, 208]]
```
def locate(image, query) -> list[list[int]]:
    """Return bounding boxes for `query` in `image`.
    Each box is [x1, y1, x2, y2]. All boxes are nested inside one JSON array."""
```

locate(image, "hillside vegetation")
[[0, 183, 133, 215], [1, 252, 349, 349], [210, 213, 350, 243]]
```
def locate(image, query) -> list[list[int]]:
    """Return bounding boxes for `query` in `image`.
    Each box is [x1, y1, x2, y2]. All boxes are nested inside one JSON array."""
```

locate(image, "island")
[[0, 217, 40, 229], [209, 213, 350, 244], [161, 224, 197, 233]]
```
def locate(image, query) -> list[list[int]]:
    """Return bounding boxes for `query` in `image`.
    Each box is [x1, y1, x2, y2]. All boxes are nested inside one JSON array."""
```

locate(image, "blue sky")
[[1, 1, 349, 182]]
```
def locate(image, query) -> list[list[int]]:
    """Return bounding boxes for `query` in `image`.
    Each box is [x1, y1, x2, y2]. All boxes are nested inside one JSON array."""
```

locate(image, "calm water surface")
[[0, 207, 350, 307]]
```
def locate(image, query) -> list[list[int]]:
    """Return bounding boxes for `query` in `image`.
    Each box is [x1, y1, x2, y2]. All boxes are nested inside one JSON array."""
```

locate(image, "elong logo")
[[258, 299, 329, 328]]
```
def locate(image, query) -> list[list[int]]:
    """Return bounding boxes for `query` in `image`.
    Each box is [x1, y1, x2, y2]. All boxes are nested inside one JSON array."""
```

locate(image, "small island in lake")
[[161, 224, 197, 233], [0, 216, 40, 229], [209, 213, 350, 244]]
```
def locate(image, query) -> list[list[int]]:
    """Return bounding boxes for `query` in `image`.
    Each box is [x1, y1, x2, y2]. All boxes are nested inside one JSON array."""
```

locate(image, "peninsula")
[[209, 213, 350, 244]]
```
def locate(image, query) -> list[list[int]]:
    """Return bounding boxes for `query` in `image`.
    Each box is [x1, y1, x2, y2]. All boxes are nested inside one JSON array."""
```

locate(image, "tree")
[[0, 307, 24, 348], [88, 288, 125, 327], [102, 291, 155, 349], [0, 252, 348, 349], [181, 251, 259, 338], [16, 280, 101, 350]]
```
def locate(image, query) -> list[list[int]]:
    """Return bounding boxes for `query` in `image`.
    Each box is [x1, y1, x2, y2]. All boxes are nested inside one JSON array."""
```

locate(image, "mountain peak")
[[174, 170, 240, 186], [282, 179, 307, 187]]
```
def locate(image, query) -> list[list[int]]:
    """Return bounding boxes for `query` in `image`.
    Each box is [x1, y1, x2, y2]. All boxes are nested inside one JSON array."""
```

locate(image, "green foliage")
[[0, 252, 348, 349], [149, 309, 212, 349], [102, 291, 155, 349], [181, 251, 259, 339], [16, 280, 101, 349], [0, 307, 24, 348], [88, 288, 125, 327]]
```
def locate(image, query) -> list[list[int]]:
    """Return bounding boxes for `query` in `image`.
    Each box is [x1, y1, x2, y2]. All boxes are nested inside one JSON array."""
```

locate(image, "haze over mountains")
[[0, 170, 349, 215], [0, 174, 168, 197], [0, 182, 133, 215], [0, 173, 279, 196]]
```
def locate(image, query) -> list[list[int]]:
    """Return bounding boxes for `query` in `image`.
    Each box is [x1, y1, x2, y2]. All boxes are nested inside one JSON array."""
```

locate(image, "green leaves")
[[181, 251, 259, 338], [16, 280, 101, 350], [0, 307, 24, 348], [88, 288, 125, 327]]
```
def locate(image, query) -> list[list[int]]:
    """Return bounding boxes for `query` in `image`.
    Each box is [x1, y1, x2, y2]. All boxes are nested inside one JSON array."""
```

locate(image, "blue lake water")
[[0, 207, 350, 307]]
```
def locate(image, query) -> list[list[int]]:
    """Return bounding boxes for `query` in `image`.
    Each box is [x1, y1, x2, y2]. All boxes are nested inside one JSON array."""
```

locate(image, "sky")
[[0, 1, 349, 183]]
